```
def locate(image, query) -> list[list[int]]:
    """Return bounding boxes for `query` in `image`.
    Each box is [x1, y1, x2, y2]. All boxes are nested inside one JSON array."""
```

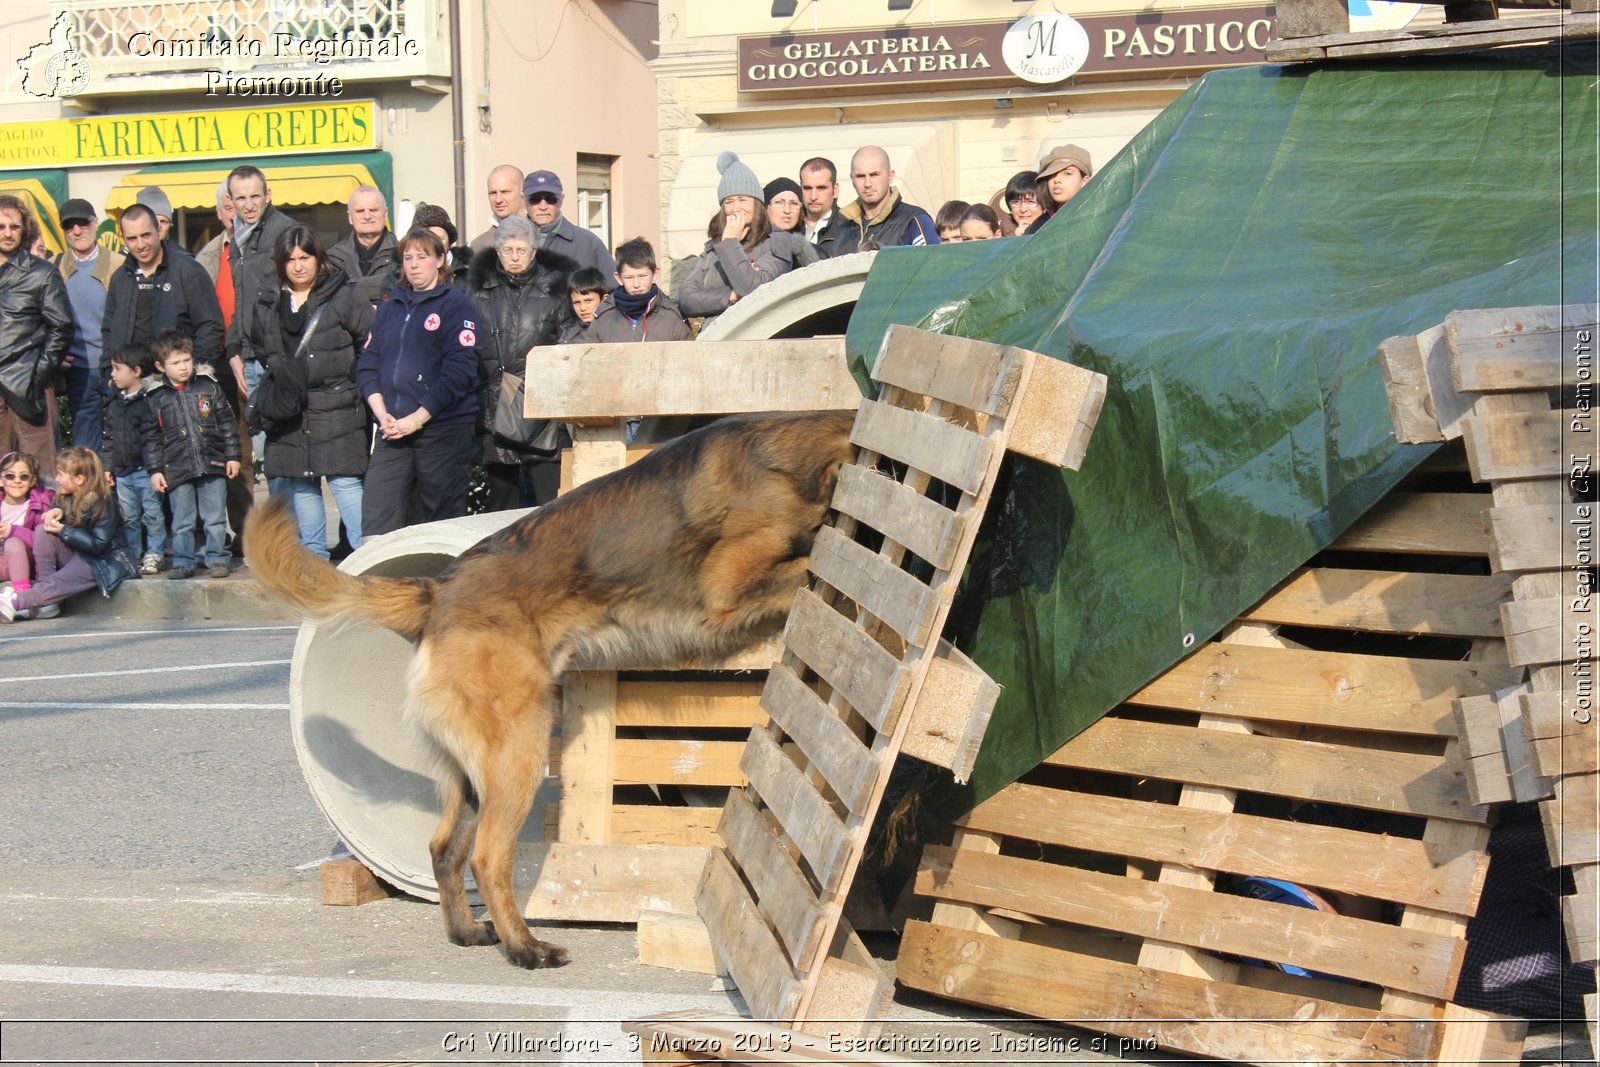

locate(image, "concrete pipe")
[[697, 250, 876, 341], [289, 509, 547, 900]]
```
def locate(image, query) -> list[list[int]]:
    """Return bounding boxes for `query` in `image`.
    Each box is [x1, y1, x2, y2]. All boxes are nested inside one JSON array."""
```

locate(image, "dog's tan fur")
[[247, 410, 856, 968]]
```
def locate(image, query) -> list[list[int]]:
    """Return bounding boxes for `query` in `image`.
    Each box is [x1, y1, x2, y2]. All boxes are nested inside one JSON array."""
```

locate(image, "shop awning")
[[105, 151, 393, 219], [662, 124, 952, 260], [0, 170, 69, 255]]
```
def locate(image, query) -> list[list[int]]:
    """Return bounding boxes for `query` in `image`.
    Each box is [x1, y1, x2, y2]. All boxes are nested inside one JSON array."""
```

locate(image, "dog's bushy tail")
[[244, 496, 433, 642]]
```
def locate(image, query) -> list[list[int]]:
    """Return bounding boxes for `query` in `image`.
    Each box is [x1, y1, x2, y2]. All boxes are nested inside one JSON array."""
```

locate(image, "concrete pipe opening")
[[697, 250, 876, 341], [289, 509, 548, 900]]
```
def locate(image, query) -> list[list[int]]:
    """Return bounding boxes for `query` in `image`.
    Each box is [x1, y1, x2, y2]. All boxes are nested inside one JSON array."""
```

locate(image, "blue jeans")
[[168, 475, 229, 568], [66, 365, 108, 454], [116, 469, 167, 558], [243, 359, 266, 467], [268, 475, 364, 560]]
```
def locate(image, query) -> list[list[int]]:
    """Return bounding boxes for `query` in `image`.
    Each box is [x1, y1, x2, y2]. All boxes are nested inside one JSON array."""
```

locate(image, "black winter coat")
[[102, 243, 226, 366], [0, 249, 74, 422], [144, 366, 241, 486], [249, 268, 376, 480], [226, 205, 294, 361], [465, 246, 573, 464], [101, 377, 159, 476], [59, 498, 138, 597]]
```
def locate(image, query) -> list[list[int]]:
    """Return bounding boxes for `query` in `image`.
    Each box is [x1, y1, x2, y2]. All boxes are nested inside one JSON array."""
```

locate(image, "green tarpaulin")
[[847, 47, 1598, 810]]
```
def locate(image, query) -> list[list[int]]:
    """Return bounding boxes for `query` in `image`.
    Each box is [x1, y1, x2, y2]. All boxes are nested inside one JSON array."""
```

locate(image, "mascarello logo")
[[1347, 0, 1423, 33], [17, 12, 92, 98]]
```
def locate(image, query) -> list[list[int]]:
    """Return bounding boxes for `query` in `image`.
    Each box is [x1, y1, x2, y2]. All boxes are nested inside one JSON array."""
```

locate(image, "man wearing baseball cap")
[[1037, 144, 1093, 213], [57, 197, 124, 451], [521, 169, 615, 277]]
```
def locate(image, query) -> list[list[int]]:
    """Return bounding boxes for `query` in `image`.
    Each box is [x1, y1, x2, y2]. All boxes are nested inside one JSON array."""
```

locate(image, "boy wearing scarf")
[[586, 238, 691, 344]]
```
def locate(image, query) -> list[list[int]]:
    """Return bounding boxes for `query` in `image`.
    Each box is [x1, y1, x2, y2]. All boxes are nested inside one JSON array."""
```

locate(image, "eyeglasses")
[[526, 193, 559, 205], [64, 219, 94, 230], [2, 472, 33, 482]]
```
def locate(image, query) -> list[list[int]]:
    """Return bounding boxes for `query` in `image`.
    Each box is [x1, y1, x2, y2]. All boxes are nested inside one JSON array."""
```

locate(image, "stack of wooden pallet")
[[895, 322, 1573, 1064], [1266, 0, 1598, 62], [1382, 303, 1598, 1051]]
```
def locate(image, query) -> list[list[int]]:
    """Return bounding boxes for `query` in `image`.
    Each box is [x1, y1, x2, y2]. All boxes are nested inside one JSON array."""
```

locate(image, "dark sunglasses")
[[64, 219, 95, 230], [526, 193, 560, 205]]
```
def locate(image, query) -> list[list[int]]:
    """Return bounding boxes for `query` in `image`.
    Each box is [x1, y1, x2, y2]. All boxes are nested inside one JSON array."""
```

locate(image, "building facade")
[[0, 0, 658, 258]]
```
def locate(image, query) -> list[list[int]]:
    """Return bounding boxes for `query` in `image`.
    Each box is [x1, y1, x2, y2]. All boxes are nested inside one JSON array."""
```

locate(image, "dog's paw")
[[448, 921, 500, 948], [508, 940, 569, 969]]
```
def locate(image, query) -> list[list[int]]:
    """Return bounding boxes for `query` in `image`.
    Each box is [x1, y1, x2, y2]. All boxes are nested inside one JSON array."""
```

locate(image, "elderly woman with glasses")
[[465, 215, 575, 510]]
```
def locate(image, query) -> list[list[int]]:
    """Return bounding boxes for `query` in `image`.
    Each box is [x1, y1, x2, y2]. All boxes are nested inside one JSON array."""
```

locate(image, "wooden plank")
[[516, 842, 707, 922], [717, 788, 828, 968], [739, 727, 852, 894], [1462, 409, 1564, 482], [899, 641, 1001, 782], [558, 670, 617, 844], [1453, 693, 1509, 761], [1523, 689, 1600, 778], [761, 662, 879, 813], [830, 464, 963, 571], [1322, 16, 1596, 58], [1128, 642, 1521, 736], [960, 783, 1489, 914], [1493, 683, 1553, 802], [1379, 332, 1446, 444], [637, 910, 726, 977], [559, 441, 653, 495], [1435, 1003, 1528, 1067], [1463, 751, 1517, 806], [870, 325, 1023, 416], [1006, 351, 1109, 470], [798, 925, 892, 1042], [615, 680, 767, 729], [897, 922, 1437, 1063], [613, 738, 747, 787], [1541, 773, 1600, 867], [609, 806, 723, 847], [1489, 501, 1596, 573], [917, 845, 1464, 997], [1330, 492, 1491, 555], [928, 829, 1022, 938], [806, 526, 936, 647], [696, 847, 802, 1023], [1502, 597, 1566, 667], [1446, 304, 1598, 392], [567, 422, 630, 487], [524, 338, 861, 418], [782, 587, 907, 734], [1562, 890, 1599, 965], [1240, 568, 1511, 638], [1047, 717, 1487, 822], [848, 399, 992, 496], [320, 856, 392, 906]]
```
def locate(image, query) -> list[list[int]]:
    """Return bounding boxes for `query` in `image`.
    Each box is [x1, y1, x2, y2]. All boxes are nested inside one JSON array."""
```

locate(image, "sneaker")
[[140, 553, 162, 575], [208, 562, 230, 579], [32, 603, 59, 620], [167, 566, 195, 580], [0, 586, 16, 623]]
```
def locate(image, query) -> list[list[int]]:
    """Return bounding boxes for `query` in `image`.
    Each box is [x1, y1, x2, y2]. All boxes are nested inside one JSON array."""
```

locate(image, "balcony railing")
[[57, 0, 450, 91]]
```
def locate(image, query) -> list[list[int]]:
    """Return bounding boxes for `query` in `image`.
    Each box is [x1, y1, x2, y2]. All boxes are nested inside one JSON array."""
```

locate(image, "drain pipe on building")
[[448, 0, 468, 232]]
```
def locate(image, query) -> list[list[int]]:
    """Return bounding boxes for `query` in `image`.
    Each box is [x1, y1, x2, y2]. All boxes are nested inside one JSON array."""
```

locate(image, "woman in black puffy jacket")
[[465, 215, 573, 509], [250, 225, 375, 559]]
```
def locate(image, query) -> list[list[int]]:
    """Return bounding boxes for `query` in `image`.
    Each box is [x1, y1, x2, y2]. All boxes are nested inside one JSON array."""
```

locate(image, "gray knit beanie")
[[716, 151, 764, 203]]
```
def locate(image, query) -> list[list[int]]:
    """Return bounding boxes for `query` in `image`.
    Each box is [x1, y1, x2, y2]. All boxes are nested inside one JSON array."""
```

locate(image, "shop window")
[[575, 154, 615, 253]]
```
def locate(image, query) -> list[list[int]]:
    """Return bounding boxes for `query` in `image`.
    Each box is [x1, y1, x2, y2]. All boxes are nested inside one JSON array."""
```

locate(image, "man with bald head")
[[830, 145, 939, 256], [327, 185, 397, 305], [468, 164, 526, 253]]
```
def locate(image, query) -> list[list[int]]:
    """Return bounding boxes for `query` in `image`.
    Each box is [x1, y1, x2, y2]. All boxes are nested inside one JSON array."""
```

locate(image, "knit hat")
[[716, 151, 764, 204], [136, 186, 173, 220], [763, 176, 802, 205], [1037, 144, 1093, 179]]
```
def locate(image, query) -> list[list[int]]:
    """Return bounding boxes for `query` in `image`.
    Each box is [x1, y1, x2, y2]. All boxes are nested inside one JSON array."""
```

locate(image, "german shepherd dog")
[[246, 410, 856, 969]]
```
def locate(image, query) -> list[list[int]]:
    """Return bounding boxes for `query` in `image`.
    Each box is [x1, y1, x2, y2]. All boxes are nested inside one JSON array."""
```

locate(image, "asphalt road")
[[0, 617, 1588, 1066]]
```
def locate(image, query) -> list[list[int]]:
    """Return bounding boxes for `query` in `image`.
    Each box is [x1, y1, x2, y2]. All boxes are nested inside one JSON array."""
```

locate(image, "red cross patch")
[[424, 313, 441, 331], [459, 328, 477, 347]]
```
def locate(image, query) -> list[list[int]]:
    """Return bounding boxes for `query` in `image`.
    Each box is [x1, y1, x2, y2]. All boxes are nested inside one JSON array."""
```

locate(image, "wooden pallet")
[[1267, 10, 1598, 61], [1382, 303, 1599, 1049], [898, 438, 1531, 1061], [695, 327, 1107, 1032]]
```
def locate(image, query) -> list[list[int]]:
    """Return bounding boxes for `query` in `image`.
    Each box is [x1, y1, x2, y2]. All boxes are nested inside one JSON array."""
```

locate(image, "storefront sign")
[[738, 8, 1274, 92], [0, 99, 375, 171]]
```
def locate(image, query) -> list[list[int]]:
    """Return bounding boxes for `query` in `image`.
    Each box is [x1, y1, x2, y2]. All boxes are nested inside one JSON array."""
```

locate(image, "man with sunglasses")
[[521, 170, 615, 278], [57, 198, 124, 453], [0, 195, 73, 479]]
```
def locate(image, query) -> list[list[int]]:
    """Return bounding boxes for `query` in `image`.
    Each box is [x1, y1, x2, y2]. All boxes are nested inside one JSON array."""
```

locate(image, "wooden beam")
[[1330, 491, 1491, 556], [1240, 568, 1512, 638], [1446, 304, 1598, 393]]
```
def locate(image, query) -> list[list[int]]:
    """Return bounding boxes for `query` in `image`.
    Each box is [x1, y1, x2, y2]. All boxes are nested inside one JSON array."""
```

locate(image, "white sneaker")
[[140, 553, 162, 575], [33, 602, 60, 619], [0, 587, 17, 623]]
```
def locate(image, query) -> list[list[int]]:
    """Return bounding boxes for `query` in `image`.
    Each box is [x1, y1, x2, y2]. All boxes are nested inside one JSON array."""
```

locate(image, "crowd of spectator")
[[0, 139, 1091, 616]]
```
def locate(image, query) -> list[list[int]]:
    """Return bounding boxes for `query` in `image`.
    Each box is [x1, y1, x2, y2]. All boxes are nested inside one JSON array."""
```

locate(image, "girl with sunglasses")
[[0, 452, 55, 596], [0, 448, 138, 622]]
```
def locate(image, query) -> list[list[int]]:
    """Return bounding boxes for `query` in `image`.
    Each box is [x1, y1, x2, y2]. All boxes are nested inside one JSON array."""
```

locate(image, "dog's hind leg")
[[430, 772, 496, 947]]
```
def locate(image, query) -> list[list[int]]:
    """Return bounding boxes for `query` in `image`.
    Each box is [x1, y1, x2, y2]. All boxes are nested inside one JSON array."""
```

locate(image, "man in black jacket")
[[830, 146, 940, 256], [103, 205, 226, 378], [224, 165, 293, 401], [326, 185, 396, 306], [0, 195, 74, 477]]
